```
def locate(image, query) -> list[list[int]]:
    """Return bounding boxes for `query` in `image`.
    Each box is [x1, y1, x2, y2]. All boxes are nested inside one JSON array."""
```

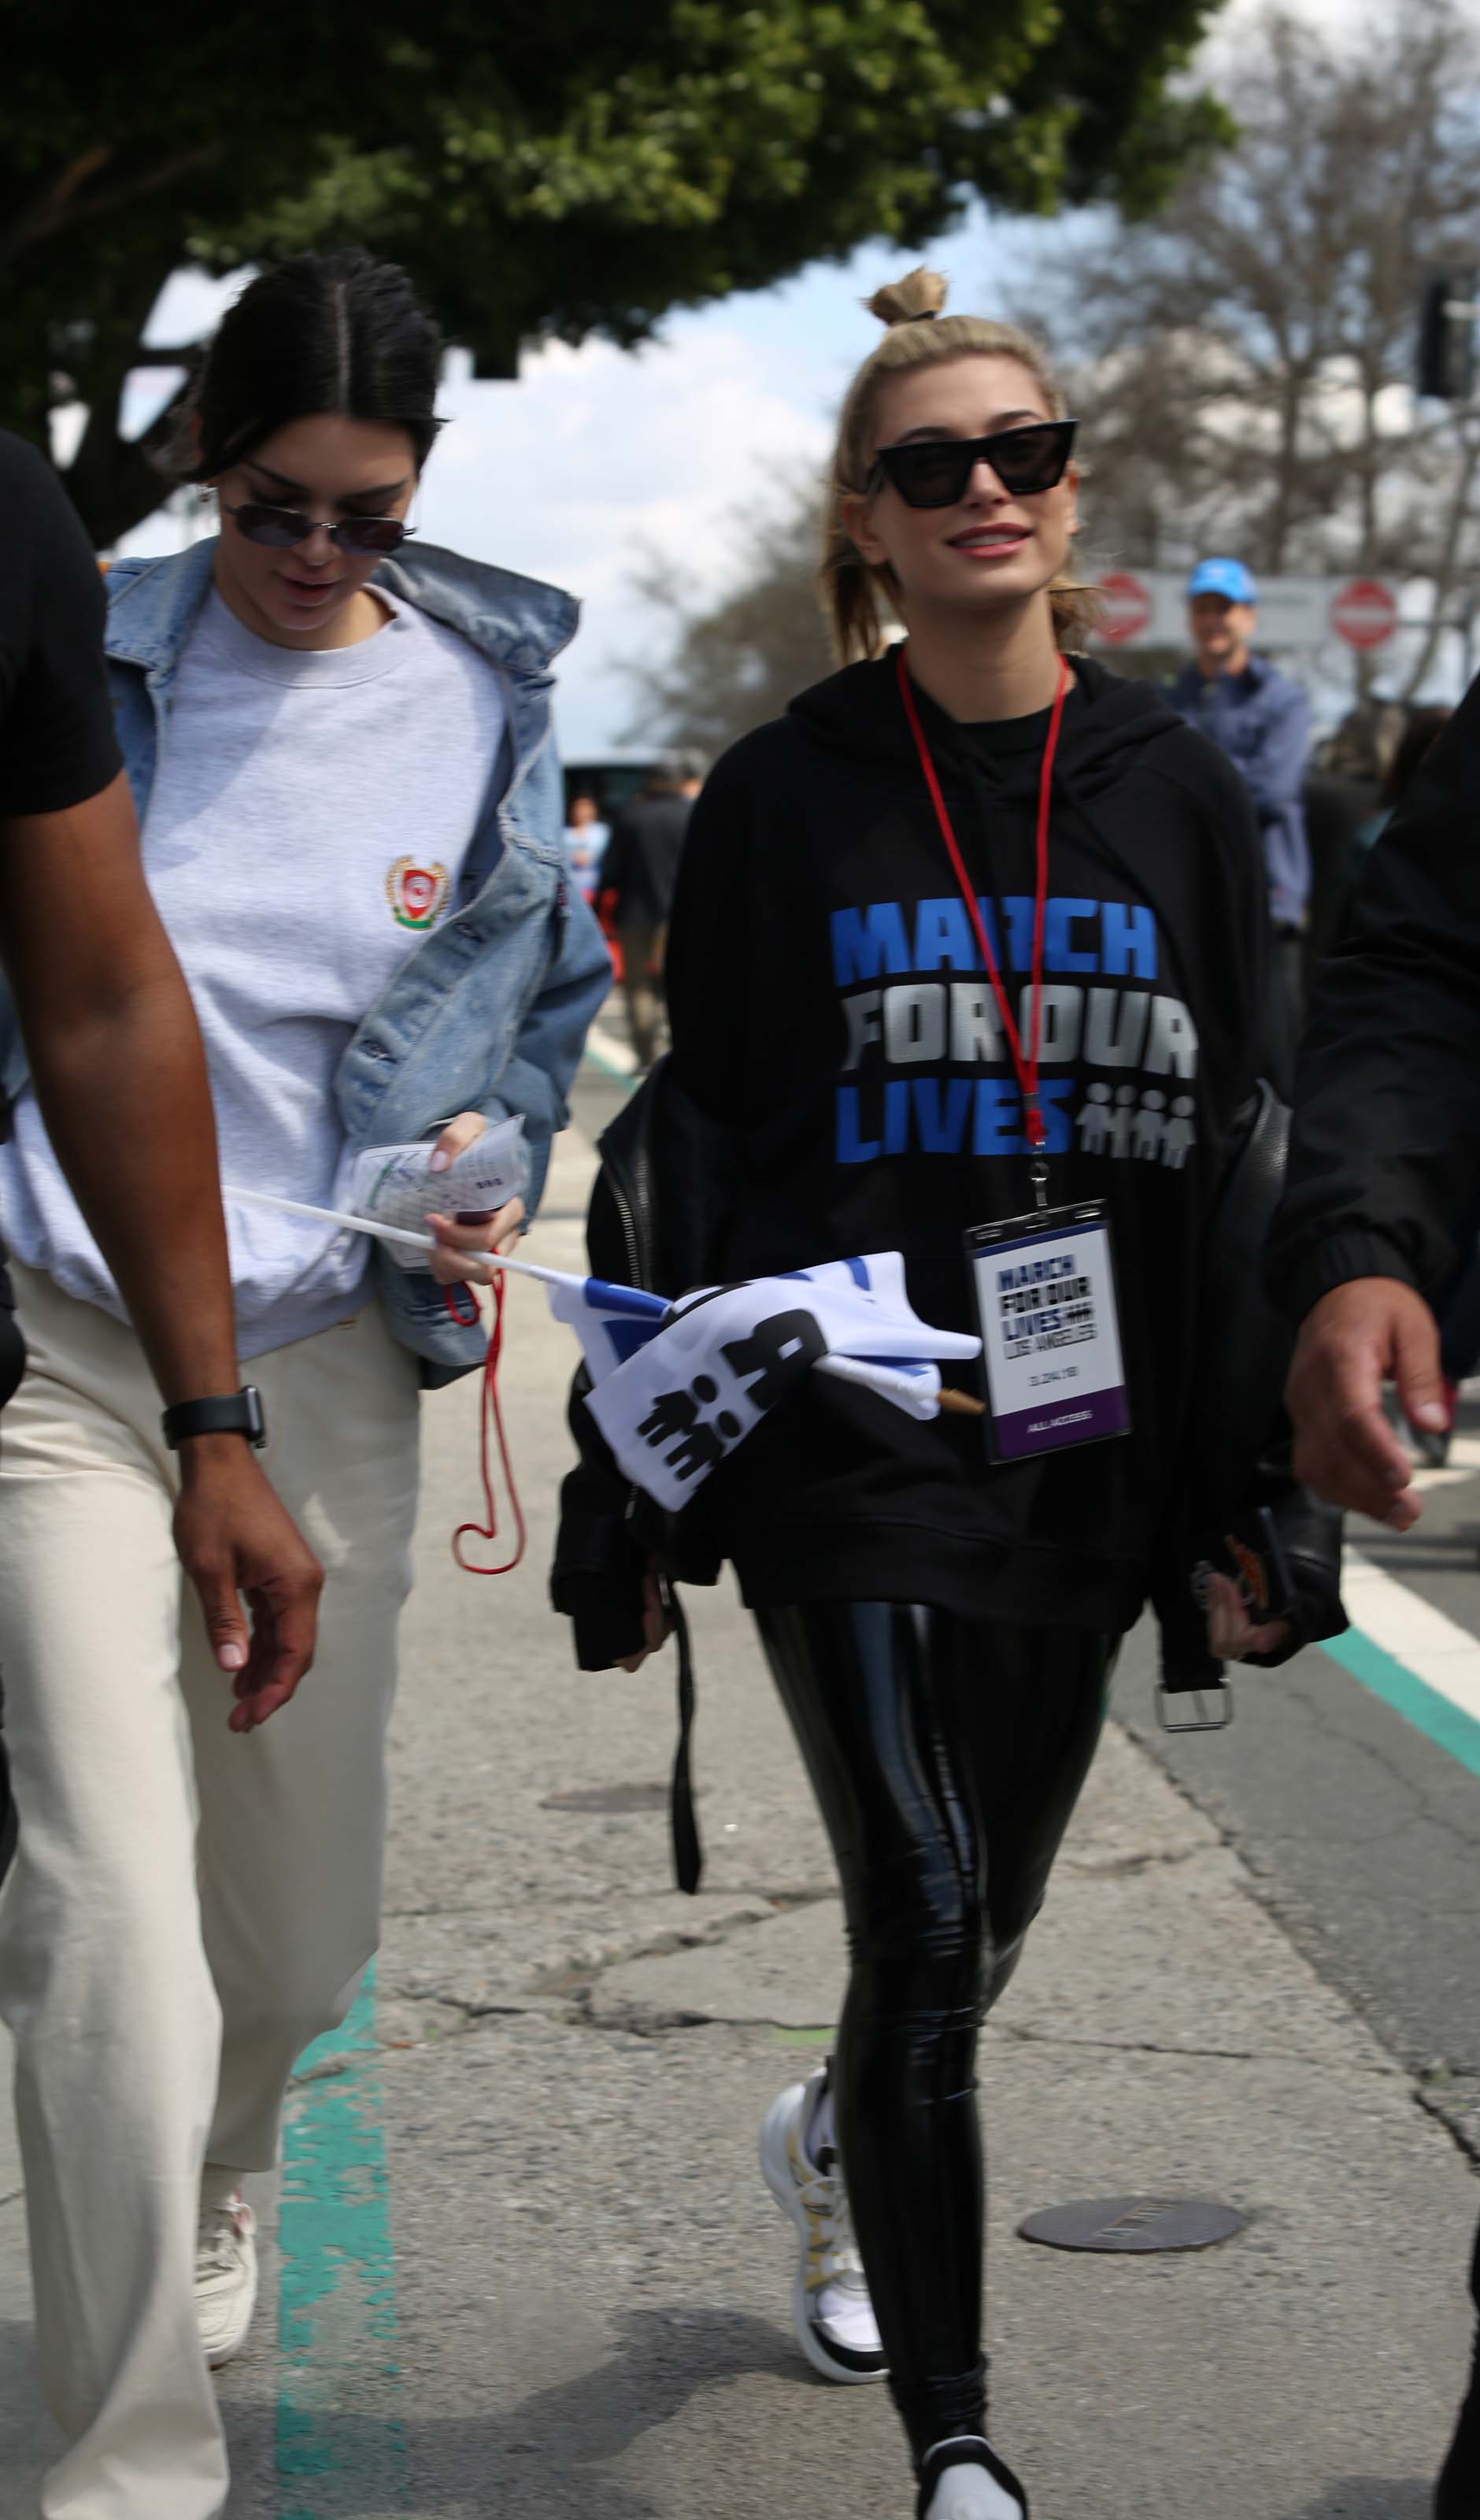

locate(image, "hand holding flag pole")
[[224, 1186, 984, 1516], [224, 1186, 985, 1418]]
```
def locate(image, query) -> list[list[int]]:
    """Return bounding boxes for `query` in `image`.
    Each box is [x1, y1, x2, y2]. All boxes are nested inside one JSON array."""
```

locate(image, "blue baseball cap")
[[1187, 557, 1258, 605]]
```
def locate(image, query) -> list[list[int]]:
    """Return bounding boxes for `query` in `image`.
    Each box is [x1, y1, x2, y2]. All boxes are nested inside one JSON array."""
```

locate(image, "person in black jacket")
[[555, 269, 1341, 2520], [1267, 671, 1480, 2520], [600, 752, 705, 1069]]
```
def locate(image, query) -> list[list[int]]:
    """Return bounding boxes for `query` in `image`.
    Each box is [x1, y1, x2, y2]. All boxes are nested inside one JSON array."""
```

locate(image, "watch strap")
[[161, 1386, 267, 1451]]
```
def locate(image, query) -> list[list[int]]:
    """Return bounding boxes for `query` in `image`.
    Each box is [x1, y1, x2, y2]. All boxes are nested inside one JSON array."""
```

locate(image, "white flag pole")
[[223, 1183, 573, 1290], [220, 1185, 985, 1417]]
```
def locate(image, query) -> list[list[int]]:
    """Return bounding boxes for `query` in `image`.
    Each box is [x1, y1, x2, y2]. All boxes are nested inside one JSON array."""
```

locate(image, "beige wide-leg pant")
[[0, 1264, 420, 2520]]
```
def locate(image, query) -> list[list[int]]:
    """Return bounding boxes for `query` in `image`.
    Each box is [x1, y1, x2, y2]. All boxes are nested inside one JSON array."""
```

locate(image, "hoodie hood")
[[788, 650, 1188, 805]]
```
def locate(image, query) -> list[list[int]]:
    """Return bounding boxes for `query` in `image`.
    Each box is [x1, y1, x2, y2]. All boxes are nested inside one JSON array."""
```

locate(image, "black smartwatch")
[[161, 1386, 267, 1451]]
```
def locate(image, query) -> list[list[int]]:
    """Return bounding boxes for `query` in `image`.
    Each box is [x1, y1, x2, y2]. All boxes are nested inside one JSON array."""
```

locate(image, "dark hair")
[[1381, 704, 1452, 811], [182, 249, 443, 481]]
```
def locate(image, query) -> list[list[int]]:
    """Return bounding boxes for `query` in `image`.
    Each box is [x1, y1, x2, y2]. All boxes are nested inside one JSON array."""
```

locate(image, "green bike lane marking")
[[276, 1960, 408, 2517], [1322, 1547, 1480, 1781], [1321, 1629, 1480, 1781]]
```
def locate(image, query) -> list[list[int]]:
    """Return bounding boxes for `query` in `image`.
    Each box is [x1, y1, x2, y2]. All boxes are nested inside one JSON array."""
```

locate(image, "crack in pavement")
[[993, 2021, 1405, 2071], [372, 1892, 841, 2046], [1061, 1844, 1206, 1877]]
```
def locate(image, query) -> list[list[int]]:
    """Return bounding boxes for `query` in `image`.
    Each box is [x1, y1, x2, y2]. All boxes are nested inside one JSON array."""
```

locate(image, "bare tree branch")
[[0, 143, 221, 266]]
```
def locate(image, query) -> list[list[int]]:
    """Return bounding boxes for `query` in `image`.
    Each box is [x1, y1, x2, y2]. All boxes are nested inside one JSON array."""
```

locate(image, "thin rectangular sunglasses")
[[219, 500, 413, 556], [870, 419, 1078, 510]]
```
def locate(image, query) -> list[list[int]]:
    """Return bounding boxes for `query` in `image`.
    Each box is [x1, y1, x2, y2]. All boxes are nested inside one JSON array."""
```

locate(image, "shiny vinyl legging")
[[754, 1600, 1117, 2466]]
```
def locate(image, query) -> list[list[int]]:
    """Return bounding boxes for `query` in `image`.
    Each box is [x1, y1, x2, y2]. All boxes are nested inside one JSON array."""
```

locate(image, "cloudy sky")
[[117, 0, 1376, 756]]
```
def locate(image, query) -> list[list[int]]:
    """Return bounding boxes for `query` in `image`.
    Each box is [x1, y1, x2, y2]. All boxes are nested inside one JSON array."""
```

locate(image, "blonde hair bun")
[[864, 267, 948, 329]]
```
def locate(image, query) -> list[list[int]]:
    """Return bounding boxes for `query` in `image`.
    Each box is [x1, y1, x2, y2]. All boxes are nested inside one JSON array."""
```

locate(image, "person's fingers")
[[1380, 1485, 1424, 1535], [1301, 1403, 1417, 1525], [427, 1111, 488, 1175], [184, 1545, 250, 1675], [429, 1197, 524, 1251], [1203, 1571, 1244, 1660], [1392, 1298, 1448, 1435], [1286, 1281, 1434, 1526], [424, 1214, 496, 1288], [228, 1585, 318, 1729], [424, 1202, 524, 1284], [617, 1649, 652, 1673], [491, 1195, 525, 1254]]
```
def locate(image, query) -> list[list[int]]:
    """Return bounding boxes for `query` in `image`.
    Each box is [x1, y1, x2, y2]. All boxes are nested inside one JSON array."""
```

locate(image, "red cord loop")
[[894, 643, 1067, 1154], [442, 1278, 527, 1575]]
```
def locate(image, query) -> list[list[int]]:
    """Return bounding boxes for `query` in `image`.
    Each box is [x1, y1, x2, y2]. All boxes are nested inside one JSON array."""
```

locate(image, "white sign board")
[[1086, 569, 1400, 654]]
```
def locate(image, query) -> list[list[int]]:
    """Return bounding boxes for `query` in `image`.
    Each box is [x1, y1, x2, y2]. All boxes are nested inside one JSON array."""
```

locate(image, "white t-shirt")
[[0, 585, 506, 1356]]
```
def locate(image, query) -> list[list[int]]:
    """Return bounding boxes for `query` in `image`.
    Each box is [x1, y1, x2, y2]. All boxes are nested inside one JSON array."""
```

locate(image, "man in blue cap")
[[1172, 558, 1312, 1090]]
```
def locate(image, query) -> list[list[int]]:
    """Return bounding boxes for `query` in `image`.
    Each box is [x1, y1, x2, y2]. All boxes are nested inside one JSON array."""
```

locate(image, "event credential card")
[[966, 1203, 1130, 1462]]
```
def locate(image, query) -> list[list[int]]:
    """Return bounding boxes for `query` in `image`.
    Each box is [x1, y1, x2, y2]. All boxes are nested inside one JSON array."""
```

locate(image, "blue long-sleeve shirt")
[[1171, 655, 1311, 927]]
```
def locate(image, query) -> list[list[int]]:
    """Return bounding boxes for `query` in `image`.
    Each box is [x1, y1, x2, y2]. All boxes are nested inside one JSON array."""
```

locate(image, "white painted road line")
[[585, 1021, 638, 1077], [1341, 1547, 1480, 1728]]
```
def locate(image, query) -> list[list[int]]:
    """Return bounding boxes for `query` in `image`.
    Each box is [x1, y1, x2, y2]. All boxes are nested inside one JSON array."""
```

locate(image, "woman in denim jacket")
[[0, 250, 609, 2520]]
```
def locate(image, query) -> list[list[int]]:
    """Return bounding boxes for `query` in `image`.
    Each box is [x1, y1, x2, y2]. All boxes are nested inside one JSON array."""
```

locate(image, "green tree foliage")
[[2, 0, 1229, 543]]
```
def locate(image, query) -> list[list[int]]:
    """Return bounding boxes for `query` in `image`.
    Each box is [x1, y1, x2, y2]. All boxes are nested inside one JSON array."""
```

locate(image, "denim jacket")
[[0, 537, 612, 1385], [1169, 654, 1312, 928]]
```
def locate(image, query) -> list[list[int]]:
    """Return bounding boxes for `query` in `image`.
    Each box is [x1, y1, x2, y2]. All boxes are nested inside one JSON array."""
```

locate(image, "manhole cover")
[[540, 1781, 671, 1814], [1018, 2195, 1245, 2254]]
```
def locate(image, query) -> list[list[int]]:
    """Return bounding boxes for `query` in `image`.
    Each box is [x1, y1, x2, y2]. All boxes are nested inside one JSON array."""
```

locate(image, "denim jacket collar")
[[103, 536, 579, 687]]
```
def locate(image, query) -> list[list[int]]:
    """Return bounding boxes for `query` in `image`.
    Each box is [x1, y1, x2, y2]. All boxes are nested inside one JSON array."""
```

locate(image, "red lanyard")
[[895, 643, 1069, 1154]]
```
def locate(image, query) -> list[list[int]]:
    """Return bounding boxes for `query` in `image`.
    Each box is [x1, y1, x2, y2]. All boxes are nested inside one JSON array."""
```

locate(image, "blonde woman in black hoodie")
[[557, 271, 1341, 2518]]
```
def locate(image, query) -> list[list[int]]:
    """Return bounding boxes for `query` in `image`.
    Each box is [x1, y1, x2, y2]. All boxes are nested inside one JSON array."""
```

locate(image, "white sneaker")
[[918, 2437, 1029, 2520], [195, 2192, 258, 2370], [759, 2069, 886, 2384]]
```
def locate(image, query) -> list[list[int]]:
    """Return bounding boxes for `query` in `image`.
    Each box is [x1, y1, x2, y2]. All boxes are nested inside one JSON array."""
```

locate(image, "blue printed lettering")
[[883, 1079, 910, 1154], [974, 1079, 1020, 1155], [913, 1077, 972, 1153], [1101, 902, 1157, 980], [831, 902, 912, 985], [1044, 898, 1099, 975], [912, 899, 979, 973], [835, 1086, 882, 1163]]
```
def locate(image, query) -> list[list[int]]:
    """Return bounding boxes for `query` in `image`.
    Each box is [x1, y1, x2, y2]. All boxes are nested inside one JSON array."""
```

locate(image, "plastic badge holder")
[[348, 1116, 529, 1272]]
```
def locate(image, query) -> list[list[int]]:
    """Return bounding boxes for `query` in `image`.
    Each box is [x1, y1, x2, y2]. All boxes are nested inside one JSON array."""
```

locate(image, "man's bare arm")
[[0, 773, 321, 1722]]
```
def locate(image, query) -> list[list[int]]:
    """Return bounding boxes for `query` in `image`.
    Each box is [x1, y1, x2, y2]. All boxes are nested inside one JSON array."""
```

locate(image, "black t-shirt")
[[664, 654, 1268, 1630], [0, 430, 122, 818]]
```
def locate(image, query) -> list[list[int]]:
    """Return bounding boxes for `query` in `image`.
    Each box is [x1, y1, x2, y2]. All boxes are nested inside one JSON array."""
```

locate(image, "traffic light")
[[1418, 272, 1477, 402]]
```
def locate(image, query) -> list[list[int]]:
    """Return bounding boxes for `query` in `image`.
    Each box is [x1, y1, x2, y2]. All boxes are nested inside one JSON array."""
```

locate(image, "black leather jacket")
[[550, 1062, 1345, 1706]]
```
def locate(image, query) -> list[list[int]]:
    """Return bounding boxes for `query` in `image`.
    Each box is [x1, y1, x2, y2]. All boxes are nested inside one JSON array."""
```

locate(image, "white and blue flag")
[[544, 1272, 668, 1377], [568, 1251, 980, 1514]]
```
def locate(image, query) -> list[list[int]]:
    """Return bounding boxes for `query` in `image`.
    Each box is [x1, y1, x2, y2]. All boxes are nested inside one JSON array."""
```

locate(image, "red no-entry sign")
[[1330, 577, 1399, 650], [1096, 570, 1153, 646]]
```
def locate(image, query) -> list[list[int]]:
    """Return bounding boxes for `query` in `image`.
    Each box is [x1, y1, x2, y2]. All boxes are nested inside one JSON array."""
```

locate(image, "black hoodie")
[[661, 650, 1269, 1631]]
